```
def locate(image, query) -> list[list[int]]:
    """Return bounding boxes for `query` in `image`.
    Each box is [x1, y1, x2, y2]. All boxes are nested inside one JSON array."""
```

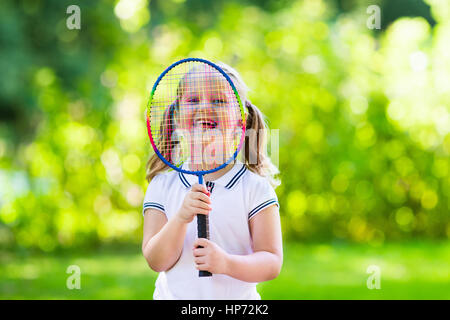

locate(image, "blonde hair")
[[145, 61, 280, 187]]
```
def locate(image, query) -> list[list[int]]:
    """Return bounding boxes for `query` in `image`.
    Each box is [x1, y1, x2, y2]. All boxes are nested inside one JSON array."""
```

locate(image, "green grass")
[[1, 242, 449, 299]]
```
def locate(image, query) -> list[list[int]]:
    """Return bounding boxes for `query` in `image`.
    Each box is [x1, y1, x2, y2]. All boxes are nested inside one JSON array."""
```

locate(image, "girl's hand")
[[192, 238, 229, 274], [176, 183, 211, 224]]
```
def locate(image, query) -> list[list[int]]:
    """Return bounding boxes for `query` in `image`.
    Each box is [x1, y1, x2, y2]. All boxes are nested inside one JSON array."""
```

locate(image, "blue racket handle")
[[197, 175, 212, 277]]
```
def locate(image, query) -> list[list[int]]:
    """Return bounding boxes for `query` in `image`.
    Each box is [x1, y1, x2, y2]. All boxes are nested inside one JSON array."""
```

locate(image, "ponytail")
[[243, 101, 280, 188], [145, 101, 177, 182]]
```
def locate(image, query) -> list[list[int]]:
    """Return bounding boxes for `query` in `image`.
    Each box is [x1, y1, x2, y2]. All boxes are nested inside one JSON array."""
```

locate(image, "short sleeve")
[[248, 176, 279, 221], [142, 174, 167, 216]]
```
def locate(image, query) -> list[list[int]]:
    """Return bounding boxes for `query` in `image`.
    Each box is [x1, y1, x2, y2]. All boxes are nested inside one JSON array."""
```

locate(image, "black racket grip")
[[197, 214, 212, 277]]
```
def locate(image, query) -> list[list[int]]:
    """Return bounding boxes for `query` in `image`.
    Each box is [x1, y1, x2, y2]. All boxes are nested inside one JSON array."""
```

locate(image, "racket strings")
[[149, 61, 244, 172]]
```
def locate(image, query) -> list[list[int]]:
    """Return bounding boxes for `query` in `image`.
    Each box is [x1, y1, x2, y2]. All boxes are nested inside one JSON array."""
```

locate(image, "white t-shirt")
[[142, 161, 279, 300]]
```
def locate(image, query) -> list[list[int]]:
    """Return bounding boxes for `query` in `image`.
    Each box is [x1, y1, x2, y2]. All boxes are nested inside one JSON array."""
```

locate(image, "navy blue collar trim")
[[178, 172, 190, 188], [225, 166, 247, 189]]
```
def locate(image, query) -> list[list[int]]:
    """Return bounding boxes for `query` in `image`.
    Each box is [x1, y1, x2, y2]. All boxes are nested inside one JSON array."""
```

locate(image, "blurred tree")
[[0, 0, 448, 251]]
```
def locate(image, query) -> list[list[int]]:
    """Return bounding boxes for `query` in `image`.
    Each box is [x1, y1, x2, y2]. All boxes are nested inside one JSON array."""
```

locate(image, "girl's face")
[[173, 69, 242, 171]]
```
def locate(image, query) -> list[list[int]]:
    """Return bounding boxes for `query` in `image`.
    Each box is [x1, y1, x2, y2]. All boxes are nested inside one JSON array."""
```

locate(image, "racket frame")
[[146, 58, 246, 176]]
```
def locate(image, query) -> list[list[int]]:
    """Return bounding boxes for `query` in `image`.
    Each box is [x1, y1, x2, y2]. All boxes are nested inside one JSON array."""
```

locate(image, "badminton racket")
[[146, 58, 246, 277]]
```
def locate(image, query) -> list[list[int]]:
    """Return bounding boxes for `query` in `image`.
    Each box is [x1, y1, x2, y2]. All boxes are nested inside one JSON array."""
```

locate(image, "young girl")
[[142, 62, 282, 300]]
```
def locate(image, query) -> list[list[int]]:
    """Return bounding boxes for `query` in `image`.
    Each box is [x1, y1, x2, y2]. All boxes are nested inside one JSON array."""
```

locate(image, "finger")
[[195, 263, 209, 271], [194, 238, 209, 248], [192, 247, 207, 257], [194, 256, 206, 264], [192, 199, 212, 211], [193, 209, 210, 216], [191, 183, 209, 195], [192, 192, 211, 204]]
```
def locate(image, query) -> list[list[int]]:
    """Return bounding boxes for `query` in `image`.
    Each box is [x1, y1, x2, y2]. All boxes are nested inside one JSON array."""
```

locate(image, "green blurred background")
[[0, 0, 449, 299]]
